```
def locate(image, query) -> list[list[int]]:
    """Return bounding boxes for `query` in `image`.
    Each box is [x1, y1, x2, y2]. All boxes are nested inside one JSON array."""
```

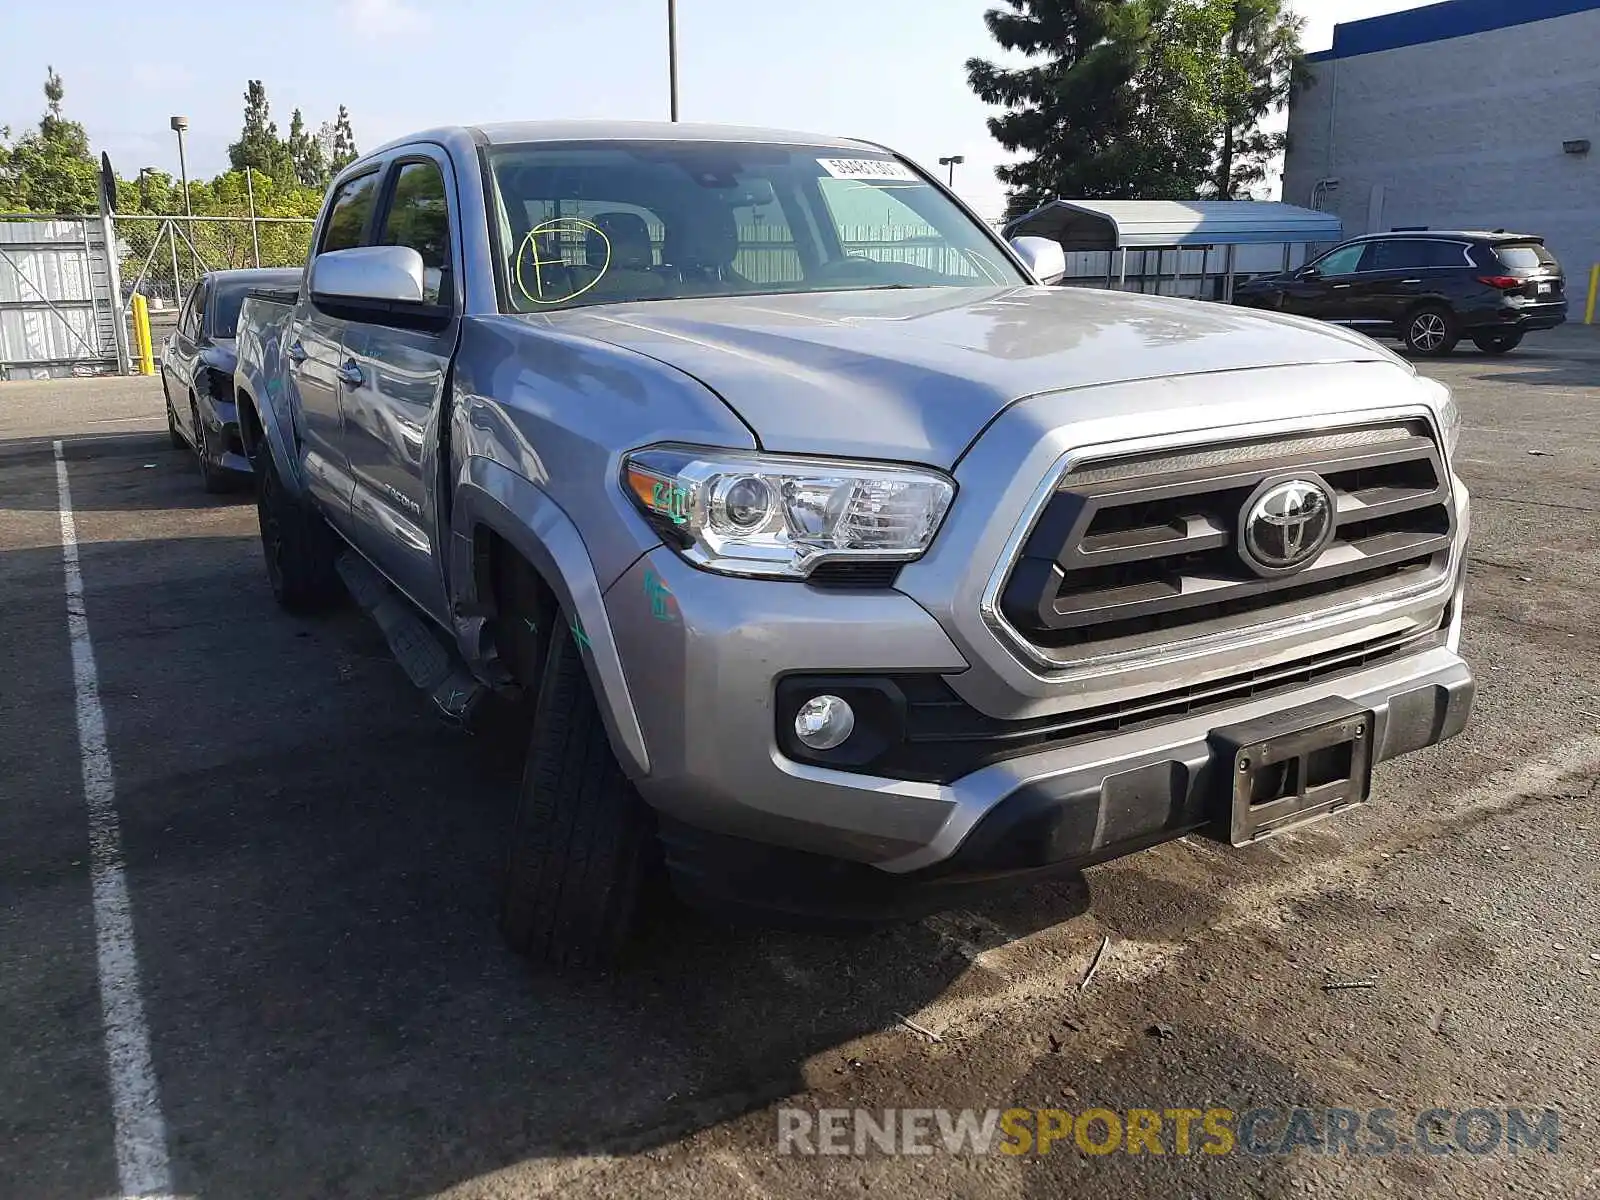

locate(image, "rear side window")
[[320, 172, 380, 253], [1495, 243, 1558, 271], [1421, 241, 1468, 268], [377, 161, 454, 304]]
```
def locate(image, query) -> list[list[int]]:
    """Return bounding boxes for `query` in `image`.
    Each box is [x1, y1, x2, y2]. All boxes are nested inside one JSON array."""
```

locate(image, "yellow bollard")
[[131, 292, 155, 375], [1587, 264, 1599, 326]]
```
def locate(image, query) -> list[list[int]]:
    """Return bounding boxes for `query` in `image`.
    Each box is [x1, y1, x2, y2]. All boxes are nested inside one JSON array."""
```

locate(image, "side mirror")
[[310, 245, 426, 304], [1297, 266, 1321, 281], [1009, 235, 1067, 284]]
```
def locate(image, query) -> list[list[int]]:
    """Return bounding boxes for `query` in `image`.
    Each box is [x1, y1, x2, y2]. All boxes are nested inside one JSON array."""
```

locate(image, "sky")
[[2, 0, 1427, 222]]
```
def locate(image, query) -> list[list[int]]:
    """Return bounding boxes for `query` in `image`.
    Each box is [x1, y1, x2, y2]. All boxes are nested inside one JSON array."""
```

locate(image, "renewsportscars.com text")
[[776, 1106, 1561, 1158]]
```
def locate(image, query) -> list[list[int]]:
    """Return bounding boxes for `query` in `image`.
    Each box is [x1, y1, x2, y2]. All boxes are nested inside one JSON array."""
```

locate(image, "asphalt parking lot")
[[3, 328, 1598, 1199]]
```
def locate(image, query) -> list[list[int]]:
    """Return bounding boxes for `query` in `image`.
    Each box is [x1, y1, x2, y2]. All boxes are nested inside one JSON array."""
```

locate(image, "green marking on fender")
[[570, 616, 591, 651]]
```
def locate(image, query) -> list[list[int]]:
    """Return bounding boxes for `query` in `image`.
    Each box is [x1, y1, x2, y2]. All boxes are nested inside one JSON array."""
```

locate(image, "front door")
[[290, 168, 385, 532], [340, 152, 460, 623], [164, 281, 206, 435], [1294, 241, 1370, 323]]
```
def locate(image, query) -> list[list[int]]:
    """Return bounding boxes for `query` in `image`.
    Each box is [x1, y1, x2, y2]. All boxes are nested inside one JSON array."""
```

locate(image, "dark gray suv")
[[1234, 231, 1567, 356]]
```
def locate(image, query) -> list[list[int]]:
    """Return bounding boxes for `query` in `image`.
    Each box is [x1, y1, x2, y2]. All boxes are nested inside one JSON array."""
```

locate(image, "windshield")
[[484, 141, 1024, 312]]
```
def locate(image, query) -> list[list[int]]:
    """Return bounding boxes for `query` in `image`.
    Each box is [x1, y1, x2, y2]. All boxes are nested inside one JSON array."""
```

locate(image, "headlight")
[[622, 446, 956, 579]]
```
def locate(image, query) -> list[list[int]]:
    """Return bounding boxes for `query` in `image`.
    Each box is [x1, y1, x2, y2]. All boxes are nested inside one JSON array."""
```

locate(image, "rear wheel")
[[1403, 306, 1460, 356], [1471, 330, 1523, 355], [191, 396, 232, 494], [500, 592, 656, 969], [256, 449, 342, 613]]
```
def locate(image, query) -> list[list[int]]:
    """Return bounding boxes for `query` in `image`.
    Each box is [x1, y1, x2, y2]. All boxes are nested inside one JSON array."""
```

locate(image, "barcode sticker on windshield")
[[817, 158, 917, 182]]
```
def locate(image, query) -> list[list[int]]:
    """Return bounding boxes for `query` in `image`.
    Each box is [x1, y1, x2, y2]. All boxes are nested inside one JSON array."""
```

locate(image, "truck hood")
[[542, 285, 1407, 467]]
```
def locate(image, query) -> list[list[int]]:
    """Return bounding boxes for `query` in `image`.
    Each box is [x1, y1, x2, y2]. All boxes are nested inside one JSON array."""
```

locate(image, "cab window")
[[320, 172, 380, 254], [378, 161, 454, 305]]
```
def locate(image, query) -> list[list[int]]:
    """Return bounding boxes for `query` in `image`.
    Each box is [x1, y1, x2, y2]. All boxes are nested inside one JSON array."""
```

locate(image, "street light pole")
[[667, 0, 680, 121], [938, 154, 965, 188], [170, 115, 194, 290]]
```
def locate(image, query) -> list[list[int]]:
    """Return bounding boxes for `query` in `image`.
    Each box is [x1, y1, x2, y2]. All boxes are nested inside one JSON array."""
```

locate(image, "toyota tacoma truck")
[[234, 121, 1474, 967]]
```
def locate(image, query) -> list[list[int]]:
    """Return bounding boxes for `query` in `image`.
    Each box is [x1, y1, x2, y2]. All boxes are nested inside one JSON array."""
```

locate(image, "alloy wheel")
[[1410, 313, 1447, 352]]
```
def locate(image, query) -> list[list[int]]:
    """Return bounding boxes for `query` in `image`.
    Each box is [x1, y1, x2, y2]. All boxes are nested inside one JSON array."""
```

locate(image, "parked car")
[[1233, 230, 1567, 356], [235, 122, 1473, 967], [161, 268, 302, 491]]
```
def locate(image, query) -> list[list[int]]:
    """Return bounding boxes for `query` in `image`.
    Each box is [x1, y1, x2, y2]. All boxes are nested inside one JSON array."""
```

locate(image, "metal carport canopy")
[[1003, 200, 1343, 250]]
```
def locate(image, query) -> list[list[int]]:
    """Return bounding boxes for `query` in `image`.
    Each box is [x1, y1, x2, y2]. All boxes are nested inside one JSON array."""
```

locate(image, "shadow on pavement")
[[2, 431, 1135, 1198]]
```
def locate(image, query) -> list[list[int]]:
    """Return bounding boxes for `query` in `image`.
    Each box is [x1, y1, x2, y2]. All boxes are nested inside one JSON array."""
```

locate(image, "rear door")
[[290, 168, 383, 530], [1359, 238, 1434, 329], [339, 150, 461, 622]]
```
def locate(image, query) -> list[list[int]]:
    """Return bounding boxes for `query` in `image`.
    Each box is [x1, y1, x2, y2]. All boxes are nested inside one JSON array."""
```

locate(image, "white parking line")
[[53, 440, 174, 1199]]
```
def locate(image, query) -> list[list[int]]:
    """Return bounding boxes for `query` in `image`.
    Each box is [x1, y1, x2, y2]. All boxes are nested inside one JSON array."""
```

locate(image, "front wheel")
[[1472, 330, 1523, 355], [500, 605, 656, 969], [256, 449, 342, 613], [1403, 306, 1460, 356]]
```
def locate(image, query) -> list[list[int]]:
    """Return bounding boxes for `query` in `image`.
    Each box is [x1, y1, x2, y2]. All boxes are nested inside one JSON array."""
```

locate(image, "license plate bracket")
[[1210, 699, 1374, 846]]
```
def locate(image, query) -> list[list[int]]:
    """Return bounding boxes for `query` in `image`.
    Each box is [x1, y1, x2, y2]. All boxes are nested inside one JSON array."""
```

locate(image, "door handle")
[[1400, 279, 1423, 285], [1332, 283, 1352, 290], [338, 359, 365, 388], [286, 341, 308, 365]]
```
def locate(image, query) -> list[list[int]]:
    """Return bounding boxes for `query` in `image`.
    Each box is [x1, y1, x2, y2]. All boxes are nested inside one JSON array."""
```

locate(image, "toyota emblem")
[[1239, 477, 1336, 575]]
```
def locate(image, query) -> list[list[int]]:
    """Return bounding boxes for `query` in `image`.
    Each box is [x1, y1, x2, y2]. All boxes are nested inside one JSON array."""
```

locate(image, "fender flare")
[[234, 337, 308, 499], [450, 455, 651, 779]]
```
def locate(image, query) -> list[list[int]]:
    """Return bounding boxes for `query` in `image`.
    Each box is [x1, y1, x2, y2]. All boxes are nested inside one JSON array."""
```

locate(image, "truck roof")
[[368, 120, 878, 159]]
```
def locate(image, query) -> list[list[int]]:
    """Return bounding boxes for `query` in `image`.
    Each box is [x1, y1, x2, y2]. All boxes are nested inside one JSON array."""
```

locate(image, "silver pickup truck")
[[235, 121, 1474, 967]]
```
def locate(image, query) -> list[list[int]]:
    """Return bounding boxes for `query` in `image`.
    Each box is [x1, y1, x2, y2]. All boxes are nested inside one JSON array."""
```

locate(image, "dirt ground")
[[2, 327, 1597, 1199]]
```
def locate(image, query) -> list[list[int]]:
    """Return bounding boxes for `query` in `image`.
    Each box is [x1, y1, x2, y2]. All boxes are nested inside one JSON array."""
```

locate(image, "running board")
[[335, 552, 486, 726]]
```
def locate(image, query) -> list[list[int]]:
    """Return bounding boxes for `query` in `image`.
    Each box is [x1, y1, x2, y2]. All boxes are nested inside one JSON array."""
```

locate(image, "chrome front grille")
[[999, 420, 1454, 666]]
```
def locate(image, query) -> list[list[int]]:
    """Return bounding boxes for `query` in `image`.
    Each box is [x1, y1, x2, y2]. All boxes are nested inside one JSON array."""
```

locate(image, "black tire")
[[256, 448, 342, 613], [1472, 330, 1523, 355], [1402, 306, 1460, 356], [191, 396, 232, 494], [500, 604, 655, 969]]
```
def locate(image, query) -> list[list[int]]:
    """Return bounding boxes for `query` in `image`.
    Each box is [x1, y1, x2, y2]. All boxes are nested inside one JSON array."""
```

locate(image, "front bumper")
[[605, 547, 1473, 907]]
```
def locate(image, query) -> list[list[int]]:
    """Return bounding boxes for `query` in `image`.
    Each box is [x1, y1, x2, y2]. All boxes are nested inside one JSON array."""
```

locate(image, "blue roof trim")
[[1315, 0, 1600, 60]]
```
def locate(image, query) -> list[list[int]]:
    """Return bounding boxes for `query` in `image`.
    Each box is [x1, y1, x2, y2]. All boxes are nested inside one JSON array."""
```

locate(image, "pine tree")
[[286, 107, 328, 189], [227, 80, 295, 183], [967, 1, 1146, 215], [1207, 0, 1305, 198], [330, 105, 358, 172], [969, 0, 1303, 210]]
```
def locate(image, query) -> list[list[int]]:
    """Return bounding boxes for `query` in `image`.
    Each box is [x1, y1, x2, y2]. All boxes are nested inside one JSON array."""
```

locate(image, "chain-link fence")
[[117, 213, 314, 313]]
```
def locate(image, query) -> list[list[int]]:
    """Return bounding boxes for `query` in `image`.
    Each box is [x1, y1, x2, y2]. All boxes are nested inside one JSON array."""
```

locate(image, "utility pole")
[[938, 155, 965, 188], [667, 0, 680, 121]]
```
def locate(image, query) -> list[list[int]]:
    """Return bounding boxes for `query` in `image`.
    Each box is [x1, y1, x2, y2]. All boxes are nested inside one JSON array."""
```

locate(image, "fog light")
[[794, 694, 855, 750]]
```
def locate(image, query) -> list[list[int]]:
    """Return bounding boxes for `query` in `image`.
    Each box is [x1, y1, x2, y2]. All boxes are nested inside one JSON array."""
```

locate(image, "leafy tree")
[[329, 105, 358, 172], [1207, 0, 1305, 198], [286, 108, 328, 190], [0, 66, 101, 213], [227, 80, 296, 183]]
